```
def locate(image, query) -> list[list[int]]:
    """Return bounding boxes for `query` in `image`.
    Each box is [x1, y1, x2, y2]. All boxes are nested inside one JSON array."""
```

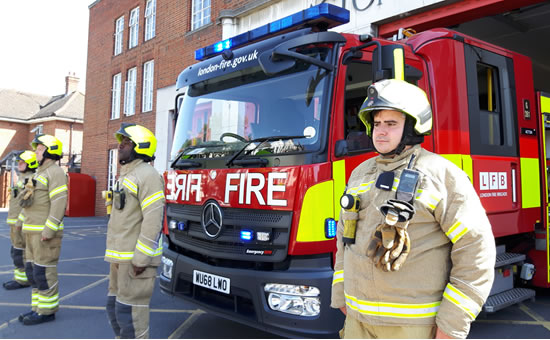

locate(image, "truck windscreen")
[[170, 46, 333, 162]]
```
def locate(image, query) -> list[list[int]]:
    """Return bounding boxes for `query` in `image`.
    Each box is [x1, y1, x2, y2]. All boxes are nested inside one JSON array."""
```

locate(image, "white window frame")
[[129, 7, 139, 49], [142, 60, 154, 112], [124, 67, 137, 116], [192, 0, 211, 30], [111, 73, 121, 119], [145, 0, 156, 41], [114, 16, 124, 55], [107, 149, 118, 191]]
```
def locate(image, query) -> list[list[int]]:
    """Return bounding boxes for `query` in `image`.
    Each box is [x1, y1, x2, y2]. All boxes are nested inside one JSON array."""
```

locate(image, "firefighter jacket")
[[330, 145, 496, 339], [7, 172, 33, 226], [105, 159, 165, 268], [20, 160, 68, 239]]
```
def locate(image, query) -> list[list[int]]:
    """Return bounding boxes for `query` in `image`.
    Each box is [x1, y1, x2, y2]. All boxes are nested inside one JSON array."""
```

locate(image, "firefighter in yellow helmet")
[[105, 123, 165, 339], [330, 79, 496, 338], [18, 134, 68, 325], [4, 151, 38, 290]]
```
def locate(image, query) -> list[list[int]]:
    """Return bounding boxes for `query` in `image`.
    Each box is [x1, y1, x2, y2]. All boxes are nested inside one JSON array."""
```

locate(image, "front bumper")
[[160, 247, 344, 338]]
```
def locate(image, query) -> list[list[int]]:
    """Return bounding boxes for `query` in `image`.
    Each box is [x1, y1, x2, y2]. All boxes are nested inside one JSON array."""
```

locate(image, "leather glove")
[[18, 179, 35, 208]]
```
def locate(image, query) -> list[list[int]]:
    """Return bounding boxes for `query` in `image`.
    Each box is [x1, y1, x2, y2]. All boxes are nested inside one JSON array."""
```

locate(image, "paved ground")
[[1, 210, 550, 338]]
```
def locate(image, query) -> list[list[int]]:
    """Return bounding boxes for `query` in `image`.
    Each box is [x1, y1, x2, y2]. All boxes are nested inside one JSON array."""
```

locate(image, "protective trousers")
[[9, 224, 28, 285], [25, 233, 61, 315], [106, 263, 156, 339], [340, 315, 437, 339]]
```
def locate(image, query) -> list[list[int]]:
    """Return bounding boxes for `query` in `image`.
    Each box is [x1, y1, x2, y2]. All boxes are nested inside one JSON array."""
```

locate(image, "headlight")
[[264, 283, 321, 316]]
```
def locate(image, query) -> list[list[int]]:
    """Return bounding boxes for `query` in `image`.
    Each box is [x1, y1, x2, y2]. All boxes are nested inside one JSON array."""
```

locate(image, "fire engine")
[[159, 3, 550, 337]]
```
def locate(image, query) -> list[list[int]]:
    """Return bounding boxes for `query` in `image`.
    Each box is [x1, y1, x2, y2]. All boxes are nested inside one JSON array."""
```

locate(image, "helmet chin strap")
[[119, 151, 137, 165]]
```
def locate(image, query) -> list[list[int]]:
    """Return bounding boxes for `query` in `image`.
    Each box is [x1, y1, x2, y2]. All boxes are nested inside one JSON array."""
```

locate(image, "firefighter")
[[3, 151, 38, 290], [105, 123, 165, 339], [331, 79, 496, 339], [18, 134, 68, 325]]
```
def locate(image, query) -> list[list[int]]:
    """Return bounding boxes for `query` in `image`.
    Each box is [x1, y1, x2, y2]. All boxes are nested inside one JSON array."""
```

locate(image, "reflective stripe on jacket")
[[330, 145, 495, 339], [105, 159, 165, 267], [20, 160, 68, 239]]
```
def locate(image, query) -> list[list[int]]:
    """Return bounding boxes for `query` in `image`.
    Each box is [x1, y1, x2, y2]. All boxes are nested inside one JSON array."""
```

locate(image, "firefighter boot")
[[3, 280, 30, 290], [18, 311, 36, 322], [22, 313, 55, 325]]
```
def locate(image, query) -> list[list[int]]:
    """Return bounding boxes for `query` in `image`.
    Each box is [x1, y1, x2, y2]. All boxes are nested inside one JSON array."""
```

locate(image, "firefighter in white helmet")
[[19, 134, 68, 325], [330, 79, 496, 338], [4, 151, 38, 290], [105, 123, 165, 339]]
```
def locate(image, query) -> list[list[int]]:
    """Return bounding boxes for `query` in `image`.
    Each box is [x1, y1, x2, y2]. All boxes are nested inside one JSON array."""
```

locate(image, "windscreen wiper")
[[170, 142, 225, 169], [225, 135, 306, 168]]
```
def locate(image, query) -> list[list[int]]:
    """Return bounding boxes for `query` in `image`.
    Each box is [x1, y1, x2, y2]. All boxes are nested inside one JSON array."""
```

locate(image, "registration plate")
[[193, 270, 230, 294]]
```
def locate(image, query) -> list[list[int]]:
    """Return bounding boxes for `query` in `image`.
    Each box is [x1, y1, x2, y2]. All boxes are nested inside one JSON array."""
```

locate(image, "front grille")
[[167, 203, 292, 264]]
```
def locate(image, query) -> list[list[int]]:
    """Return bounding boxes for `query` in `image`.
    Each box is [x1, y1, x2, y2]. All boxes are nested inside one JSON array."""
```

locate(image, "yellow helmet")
[[17, 150, 38, 170], [31, 134, 63, 160], [358, 79, 432, 137], [115, 123, 157, 159]]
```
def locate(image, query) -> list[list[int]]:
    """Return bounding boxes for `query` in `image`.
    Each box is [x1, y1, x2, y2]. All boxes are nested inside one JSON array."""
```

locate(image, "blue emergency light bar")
[[195, 3, 350, 60]]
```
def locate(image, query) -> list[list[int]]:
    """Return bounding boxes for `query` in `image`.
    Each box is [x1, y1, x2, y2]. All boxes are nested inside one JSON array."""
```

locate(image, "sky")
[[0, 0, 92, 96]]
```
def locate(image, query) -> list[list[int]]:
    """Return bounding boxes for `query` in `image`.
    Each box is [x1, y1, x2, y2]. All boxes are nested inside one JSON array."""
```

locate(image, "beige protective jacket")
[[331, 145, 496, 338], [7, 172, 33, 226], [105, 159, 165, 268], [20, 160, 68, 239]]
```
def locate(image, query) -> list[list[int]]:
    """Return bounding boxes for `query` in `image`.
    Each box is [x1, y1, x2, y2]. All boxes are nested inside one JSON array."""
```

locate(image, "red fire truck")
[[159, 3, 550, 337]]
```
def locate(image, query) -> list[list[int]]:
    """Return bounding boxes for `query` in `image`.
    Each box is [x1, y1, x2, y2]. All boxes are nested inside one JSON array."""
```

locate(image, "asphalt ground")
[[1, 210, 550, 338]]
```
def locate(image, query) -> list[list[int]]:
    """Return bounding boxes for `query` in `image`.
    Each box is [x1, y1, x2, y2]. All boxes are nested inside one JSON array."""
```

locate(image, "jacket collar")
[[37, 159, 56, 173], [375, 144, 422, 172], [120, 159, 144, 175]]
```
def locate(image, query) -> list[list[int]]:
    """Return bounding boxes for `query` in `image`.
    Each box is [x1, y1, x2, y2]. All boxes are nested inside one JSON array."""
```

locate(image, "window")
[[465, 45, 517, 156], [192, 0, 210, 30], [124, 67, 137, 116], [142, 60, 154, 112], [343, 62, 374, 153], [145, 0, 156, 41], [114, 16, 124, 55], [129, 7, 139, 49], [107, 149, 118, 191], [111, 73, 122, 119]]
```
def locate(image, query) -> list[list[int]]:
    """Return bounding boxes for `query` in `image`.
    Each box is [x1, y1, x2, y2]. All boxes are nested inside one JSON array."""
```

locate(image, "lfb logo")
[[479, 172, 507, 190]]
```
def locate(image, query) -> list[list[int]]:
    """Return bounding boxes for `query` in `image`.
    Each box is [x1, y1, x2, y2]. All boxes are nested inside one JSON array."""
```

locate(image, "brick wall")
[[0, 121, 29, 160], [83, 0, 258, 215]]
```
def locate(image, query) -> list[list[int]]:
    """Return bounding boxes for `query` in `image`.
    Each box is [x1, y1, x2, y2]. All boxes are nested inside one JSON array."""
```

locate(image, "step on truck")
[[159, 3, 549, 337]]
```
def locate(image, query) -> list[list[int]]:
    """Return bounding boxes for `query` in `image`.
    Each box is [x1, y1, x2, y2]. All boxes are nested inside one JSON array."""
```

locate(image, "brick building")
[[0, 74, 84, 207], [83, 0, 267, 215]]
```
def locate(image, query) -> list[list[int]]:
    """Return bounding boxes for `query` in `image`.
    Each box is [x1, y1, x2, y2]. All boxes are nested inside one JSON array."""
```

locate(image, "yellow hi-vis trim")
[[6, 218, 18, 224], [32, 293, 39, 306], [105, 249, 134, 260], [346, 181, 375, 195], [23, 224, 44, 232], [45, 219, 64, 231], [443, 283, 481, 320], [36, 175, 48, 186], [136, 240, 162, 257], [38, 293, 59, 309], [345, 293, 440, 318], [332, 270, 344, 285], [123, 178, 138, 194], [333, 160, 346, 220], [18, 213, 25, 222], [393, 48, 404, 81], [49, 185, 68, 198], [14, 268, 28, 282], [141, 191, 164, 210], [297, 181, 334, 242], [445, 221, 468, 244], [520, 158, 541, 209]]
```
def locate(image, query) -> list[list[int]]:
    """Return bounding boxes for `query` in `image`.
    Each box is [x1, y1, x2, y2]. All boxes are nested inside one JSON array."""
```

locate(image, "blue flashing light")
[[240, 230, 254, 241], [177, 221, 187, 231], [325, 218, 337, 239], [194, 3, 350, 60]]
